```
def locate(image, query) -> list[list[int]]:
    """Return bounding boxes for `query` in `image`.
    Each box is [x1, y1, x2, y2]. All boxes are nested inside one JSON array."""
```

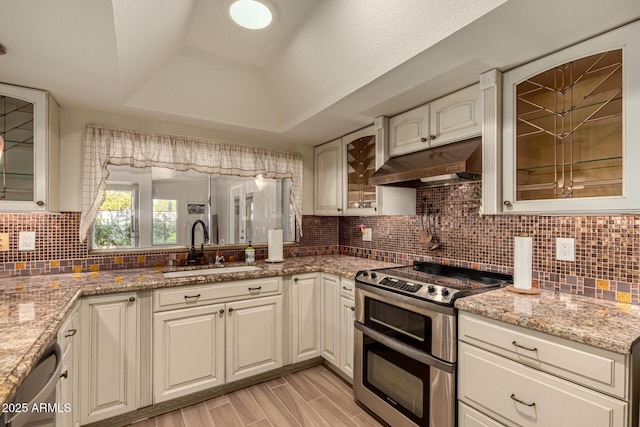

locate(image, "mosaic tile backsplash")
[[1, 182, 638, 304]]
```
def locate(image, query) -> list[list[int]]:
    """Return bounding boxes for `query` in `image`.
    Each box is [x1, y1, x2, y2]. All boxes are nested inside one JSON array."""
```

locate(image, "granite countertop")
[[0, 255, 398, 407], [455, 287, 640, 354]]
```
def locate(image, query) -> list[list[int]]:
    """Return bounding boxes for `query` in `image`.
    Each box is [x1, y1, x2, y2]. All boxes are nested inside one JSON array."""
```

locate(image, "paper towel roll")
[[268, 229, 284, 262], [513, 236, 533, 290]]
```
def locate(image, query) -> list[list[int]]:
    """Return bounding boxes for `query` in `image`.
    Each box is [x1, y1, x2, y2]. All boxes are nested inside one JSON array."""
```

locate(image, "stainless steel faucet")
[[215, 239, 226, 264], [188, 220, 209, 264]]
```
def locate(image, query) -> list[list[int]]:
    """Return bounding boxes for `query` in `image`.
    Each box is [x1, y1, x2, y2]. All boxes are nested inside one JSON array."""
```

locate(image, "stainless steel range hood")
[[369, 137, 482, 187]]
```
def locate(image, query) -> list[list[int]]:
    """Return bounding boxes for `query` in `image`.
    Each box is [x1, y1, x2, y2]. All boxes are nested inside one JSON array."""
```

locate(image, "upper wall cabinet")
[[389, 84, 482, 157], [500, 21, 640, 214], [0, 83, 59, 212], [314, 121, 415, 216]]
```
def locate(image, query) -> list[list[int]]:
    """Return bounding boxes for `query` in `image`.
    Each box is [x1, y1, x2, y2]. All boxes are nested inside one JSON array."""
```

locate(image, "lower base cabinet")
[[320, 274, 355, 380], [79, 293, 138, 425], [57, 302, 79, 427], [153, 291, 282, 403]]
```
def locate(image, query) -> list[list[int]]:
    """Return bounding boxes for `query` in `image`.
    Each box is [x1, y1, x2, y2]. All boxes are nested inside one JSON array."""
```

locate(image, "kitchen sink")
[[163, 265, 262, 278]]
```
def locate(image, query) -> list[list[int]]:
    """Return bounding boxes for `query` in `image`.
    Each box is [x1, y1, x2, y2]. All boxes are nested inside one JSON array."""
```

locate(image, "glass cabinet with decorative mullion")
[[0, 83, 59, 212], [501, 21, 640, 214]]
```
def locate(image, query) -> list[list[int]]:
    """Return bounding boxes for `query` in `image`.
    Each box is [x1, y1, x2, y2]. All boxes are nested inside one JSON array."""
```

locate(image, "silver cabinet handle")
[[184, 294, 201, 300], [511, 394, 535, 407], [64, 329, 77, 338], [512, 341, 537, 352], [248, 286, 262, 291]]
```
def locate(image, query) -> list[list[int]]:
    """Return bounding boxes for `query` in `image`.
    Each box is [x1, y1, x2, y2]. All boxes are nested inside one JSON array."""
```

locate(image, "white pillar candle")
[[513, 236, 533, 290]]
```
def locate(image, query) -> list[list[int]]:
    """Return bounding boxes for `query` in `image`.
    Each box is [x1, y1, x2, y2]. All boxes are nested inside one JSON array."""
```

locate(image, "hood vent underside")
[[369, 137, 482, 187]]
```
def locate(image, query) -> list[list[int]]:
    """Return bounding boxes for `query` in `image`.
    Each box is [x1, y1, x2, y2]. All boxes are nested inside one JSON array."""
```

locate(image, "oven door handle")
[[354, 322, 455, 374]]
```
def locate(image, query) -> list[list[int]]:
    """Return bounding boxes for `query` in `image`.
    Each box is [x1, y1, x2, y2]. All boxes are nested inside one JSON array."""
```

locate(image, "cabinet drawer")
[[458, 402, 504, 427], [340, 278, 355, 299], [459, 312, 627, 399], [154, 277, 282, 311], [459, 342, 627, 427]]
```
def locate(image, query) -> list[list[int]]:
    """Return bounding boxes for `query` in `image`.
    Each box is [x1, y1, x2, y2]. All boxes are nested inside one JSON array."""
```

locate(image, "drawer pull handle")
[[64, 329, 77, 338], [248, 286, 262, 291], [342, 287, 352, 291], [184, 294, 201, 299], [511, 394, 535, 407], [512, 341, 537, 352]]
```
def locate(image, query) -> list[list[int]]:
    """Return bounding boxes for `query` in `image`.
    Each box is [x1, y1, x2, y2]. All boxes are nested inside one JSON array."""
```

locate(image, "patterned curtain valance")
[[80, 124, 303, 243]]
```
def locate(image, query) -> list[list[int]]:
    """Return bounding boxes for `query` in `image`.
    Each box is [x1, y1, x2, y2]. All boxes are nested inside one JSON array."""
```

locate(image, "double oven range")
[[354, 261, 512, 427]]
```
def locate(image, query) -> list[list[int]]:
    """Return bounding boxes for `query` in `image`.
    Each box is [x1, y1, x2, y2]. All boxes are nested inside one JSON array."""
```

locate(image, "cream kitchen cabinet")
[[314, 122, 415, 216], [320, 273, 356, 380], [289, 273, 321, 364], [79, 292, 138, 425], [57, 302, 79, 427], [152, 278, 283, 403], [458, 312, 630, 427], [0, 83, 59, 212], [338, 278, 356, 379], [389, 84, 482, 157], [498, 21, 640, 214]]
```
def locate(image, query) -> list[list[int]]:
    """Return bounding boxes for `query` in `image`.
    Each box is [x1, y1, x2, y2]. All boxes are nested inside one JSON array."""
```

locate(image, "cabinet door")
[[389, 104, 430, 157], [0, 83, 59, 212], [57, 304, 79, 427], [339, 295, 355, 380], [319, 274, 341, 366], [153, 303, 225, 403], [501, 22, 640, 214], [314, 138, 343, 215], [79, 293, 138, 425], [226, 295, 282, 383], [429, 83, 481, 148], [290, 273, 321, 363], [342, 125, 378, 215]]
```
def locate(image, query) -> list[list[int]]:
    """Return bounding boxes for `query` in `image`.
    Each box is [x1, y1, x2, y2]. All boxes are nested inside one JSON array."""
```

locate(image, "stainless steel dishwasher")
[[2, 341, 63, 427]]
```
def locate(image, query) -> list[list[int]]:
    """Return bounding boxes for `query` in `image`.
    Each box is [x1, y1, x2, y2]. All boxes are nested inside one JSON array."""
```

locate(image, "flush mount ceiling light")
[[229, 0, 274, 30]]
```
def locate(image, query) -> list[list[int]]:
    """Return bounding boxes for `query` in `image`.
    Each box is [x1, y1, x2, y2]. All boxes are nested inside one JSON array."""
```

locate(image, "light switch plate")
[[0, 233, 9, 251], [362, 228, 372, 242], [18, 231, 36, 251]]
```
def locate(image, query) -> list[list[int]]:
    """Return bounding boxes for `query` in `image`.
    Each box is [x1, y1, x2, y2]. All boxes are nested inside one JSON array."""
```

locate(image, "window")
[[153, 199, 177, 245], [92, 184, 138, 249]]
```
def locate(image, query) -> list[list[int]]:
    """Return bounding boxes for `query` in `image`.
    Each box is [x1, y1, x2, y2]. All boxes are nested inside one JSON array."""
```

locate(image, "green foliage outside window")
[[93, 190, 134, 248]]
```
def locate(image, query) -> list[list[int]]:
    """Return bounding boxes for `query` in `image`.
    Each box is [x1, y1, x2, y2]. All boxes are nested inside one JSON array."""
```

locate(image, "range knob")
[[362, 271, 369, 277], [371, 272, 377, 279], [427, 285, 436, 294], [441, 288, 450, 297]]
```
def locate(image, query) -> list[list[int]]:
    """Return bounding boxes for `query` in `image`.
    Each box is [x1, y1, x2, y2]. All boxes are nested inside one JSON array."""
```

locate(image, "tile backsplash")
[[340, 182, 640, 304], [1, 182, 638, 304]]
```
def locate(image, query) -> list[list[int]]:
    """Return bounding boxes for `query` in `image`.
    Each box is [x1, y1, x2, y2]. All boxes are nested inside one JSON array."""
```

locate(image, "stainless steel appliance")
[[354, 262, 512, 427]]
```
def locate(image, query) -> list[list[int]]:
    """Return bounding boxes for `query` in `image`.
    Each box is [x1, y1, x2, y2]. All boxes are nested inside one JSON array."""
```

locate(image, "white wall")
[[58, 106, 315, 214]]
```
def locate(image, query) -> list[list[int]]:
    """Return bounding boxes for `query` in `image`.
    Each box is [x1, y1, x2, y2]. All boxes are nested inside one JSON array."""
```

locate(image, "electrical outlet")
[[556, 237, 575, 261], [362, 228, 372, 242], [0, 233, 9, 251], [18, 231, 36, 251]]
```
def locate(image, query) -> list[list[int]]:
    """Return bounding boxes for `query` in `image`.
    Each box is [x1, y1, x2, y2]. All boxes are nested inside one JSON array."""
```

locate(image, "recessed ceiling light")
[[229, 0, 273, 30]]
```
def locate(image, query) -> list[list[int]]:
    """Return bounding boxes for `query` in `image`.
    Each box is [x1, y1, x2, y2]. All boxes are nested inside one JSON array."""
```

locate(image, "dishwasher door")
[[2, 341, 62, 427]]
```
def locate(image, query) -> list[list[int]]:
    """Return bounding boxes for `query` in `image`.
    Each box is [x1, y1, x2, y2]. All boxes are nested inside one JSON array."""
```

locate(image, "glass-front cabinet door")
[[342, 125, 378, 215], [0, 83, 59, 212], [502, 21, 640, 213]]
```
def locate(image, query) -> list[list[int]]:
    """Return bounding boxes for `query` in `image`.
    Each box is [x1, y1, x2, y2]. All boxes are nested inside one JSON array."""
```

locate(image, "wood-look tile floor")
[[130, 365, 384, 427]]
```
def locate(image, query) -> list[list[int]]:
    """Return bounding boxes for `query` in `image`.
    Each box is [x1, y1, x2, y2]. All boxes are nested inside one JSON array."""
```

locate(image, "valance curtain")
[[80, 124, 303, 243]]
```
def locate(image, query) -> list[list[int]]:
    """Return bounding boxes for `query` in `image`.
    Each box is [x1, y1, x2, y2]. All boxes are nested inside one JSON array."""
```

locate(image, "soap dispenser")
[[245, 241, 255, 264]]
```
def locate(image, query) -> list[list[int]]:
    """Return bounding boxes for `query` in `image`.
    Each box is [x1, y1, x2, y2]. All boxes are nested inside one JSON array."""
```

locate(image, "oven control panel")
[[356, 270, 454, 303]]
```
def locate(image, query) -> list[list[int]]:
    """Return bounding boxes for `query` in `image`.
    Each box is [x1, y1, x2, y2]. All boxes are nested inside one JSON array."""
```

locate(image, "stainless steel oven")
[[353, 262, 512, 427]]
